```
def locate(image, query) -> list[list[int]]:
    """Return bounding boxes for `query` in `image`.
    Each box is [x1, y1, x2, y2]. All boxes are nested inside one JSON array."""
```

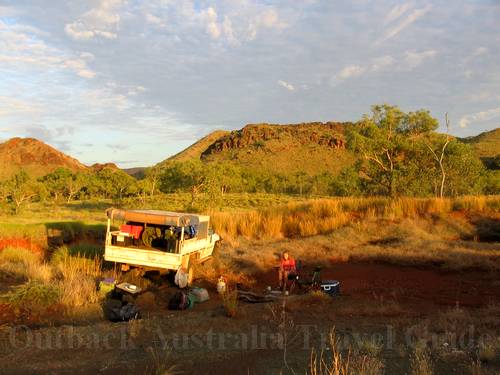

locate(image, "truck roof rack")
[[106, 208, 207, 226]]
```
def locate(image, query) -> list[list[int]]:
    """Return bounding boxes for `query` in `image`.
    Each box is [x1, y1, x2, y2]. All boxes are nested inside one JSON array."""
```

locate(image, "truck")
[[104, 208, 220, 283]]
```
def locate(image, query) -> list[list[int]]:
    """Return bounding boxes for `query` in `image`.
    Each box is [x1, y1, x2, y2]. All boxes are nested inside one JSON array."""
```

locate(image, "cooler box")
[[112, 232, 134, 246], [320, 280, 340, 296]]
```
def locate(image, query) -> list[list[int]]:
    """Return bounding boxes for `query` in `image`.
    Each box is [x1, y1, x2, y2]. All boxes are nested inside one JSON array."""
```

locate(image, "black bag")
[[109, 303, 141, 322], [168, 290, 190, 310]]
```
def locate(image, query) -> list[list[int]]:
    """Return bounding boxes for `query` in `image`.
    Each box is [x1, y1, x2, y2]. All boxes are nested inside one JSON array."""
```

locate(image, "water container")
[[217, 276, 227, 294]]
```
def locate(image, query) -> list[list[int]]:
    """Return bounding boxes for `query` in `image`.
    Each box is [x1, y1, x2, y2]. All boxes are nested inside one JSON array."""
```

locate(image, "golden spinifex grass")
[[210, 196, 500, 240], [0, 244, 105, 316], [308, 329, 384, 375]]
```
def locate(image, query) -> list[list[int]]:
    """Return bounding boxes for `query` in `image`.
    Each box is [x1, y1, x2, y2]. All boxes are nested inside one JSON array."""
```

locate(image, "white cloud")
[[338, 65, 366, 79], [247, 8, 285, 41], [277, 80, 295, 91], [65, 0, 124, 40], [223, 16, 238, 45], [202, 7, 221, 39], [459, 107, 500, 128], [375, 5, 432, 45], [403, 50, 437, 69], [463, 46, 489, 65], [370, 55, 396, 72], [77, 69, 97, 78], [0, 21, 96, 78], [145, 13, 166, 28], [332, 50, 436, 85], [0, 96, 42, 117], [384, 3, 413, 25], [0, 5, 18, 17], [80, 52, 95, 61], [127, 86, 147, 96]]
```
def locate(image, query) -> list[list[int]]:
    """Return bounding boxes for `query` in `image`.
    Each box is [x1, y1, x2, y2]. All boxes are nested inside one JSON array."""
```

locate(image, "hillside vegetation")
[[461, 128, 500, 158]]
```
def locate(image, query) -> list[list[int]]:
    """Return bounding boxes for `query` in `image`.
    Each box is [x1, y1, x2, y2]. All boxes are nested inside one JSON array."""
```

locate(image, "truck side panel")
[[104, 245, 181, 270]]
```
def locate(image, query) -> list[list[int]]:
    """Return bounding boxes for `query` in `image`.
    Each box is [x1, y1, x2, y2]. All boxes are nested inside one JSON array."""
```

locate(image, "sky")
[[0, 0, 499, 167]]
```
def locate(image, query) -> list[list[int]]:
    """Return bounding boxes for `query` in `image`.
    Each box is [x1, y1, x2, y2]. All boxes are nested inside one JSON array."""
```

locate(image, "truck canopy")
[[106, 208, 206, 227]]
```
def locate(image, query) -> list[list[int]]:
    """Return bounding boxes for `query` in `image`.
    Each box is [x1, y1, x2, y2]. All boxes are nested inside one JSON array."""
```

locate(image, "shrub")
[[51, 247, 102, 307], [410, 344, 434, 375], [221, 288, 238, 317], [478, 340, 497, 362], [68, 242, 104, 258], [4, 281, 60, 310], [308, 329, 384, 375], [145, 345, 179, 375]]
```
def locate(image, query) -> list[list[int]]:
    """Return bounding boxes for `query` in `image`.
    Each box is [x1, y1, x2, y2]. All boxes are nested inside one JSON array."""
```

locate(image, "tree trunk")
[[439, 164, 446, 199]]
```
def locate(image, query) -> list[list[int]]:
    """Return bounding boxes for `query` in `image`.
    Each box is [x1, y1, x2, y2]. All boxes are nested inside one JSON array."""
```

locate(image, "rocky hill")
[[161, 122, 355, 176], [0, 137, 88, 179], [90, 162, 120, 172]]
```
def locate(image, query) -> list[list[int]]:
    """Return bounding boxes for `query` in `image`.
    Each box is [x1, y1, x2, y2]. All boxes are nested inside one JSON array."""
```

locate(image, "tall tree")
[[347, 105, 406, 196], [5, 170, 39, 214]]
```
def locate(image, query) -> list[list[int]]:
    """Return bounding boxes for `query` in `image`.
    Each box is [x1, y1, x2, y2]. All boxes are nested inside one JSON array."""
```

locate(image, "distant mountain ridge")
[[1, 125, 498, 181]]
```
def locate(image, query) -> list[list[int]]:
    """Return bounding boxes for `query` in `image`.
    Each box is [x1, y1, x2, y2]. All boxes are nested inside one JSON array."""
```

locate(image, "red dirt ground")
[[0, 238, 43, 254], [253, 262, 500, 311]]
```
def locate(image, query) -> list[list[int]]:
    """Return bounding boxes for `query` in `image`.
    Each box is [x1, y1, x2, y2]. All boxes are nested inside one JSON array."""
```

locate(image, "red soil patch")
[[253, 262, 500, 310], [0, 303, 16, 325], [0, 238, 43, 254]]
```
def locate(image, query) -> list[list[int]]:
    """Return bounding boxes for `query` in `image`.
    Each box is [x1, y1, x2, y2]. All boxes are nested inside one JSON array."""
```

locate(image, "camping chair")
[[287, 260, 303, 293], [289, 265, 323, 294]]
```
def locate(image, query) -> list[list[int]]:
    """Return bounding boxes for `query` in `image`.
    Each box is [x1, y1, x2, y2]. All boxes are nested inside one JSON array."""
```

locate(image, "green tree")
[[40, 168, 88, 202], [159, 161, 207, 205], [347, 105, 407, 196], [5, 170, 40, 214], [443, 141, 485, 196], [40, 168, 71, 201], [329, 166, 362, 196], [347, 104, 485, 197]]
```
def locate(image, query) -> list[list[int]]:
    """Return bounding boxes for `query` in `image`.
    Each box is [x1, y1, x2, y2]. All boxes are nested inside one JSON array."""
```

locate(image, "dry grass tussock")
[[410, 343, 434, 375], [0, 247, 52, 283], [308, 329, 384, 375], [0, 245, 105, 317], [210, 196, 500, 241], [52, 251, 102, 308]]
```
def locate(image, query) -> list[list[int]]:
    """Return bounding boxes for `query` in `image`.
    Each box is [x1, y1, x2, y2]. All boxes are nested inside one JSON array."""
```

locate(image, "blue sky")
[[0, 0, 499, 167]]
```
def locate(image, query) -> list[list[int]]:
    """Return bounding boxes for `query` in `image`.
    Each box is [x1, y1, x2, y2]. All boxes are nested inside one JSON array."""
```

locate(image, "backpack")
[[168, 290, 193, 310], [109, 303, 141, 322]]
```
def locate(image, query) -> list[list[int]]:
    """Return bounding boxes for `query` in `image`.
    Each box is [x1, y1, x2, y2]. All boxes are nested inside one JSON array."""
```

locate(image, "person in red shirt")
[[278, 251, 296, 291]]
